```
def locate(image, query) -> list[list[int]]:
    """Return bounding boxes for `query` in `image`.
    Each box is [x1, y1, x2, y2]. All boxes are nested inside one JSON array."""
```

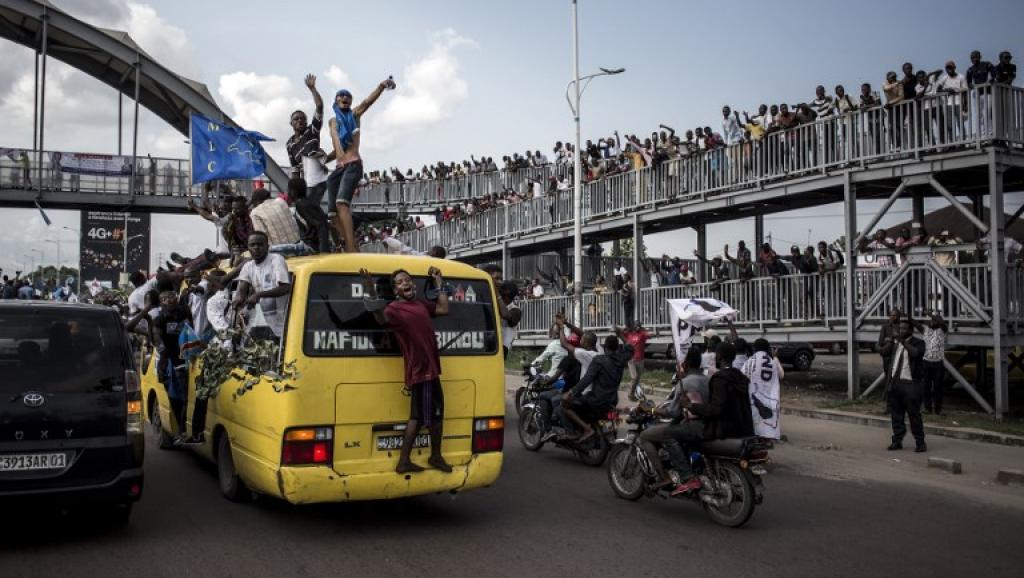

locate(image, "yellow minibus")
[[142, 254, 505, 503]]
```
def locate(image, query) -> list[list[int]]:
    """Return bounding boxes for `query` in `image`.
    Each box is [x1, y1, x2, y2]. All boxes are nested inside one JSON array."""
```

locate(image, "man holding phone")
[[881, 319, 927, 452]]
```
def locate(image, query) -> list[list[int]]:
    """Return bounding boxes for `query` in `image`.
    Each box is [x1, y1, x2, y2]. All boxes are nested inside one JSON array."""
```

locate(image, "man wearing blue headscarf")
[[328, 76, 396, 253]]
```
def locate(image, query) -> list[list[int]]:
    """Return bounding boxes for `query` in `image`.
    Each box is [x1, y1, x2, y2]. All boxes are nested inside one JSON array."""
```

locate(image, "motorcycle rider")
[[530, 322, 569, 376], [555, 312, 601, 376], [535, 333, 582, 435], [638, 348, 709, 492], [560, 335, 632, 442], [666, 342, 754, 495]]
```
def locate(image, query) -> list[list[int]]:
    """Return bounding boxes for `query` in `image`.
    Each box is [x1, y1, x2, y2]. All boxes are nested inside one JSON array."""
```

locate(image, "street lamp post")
[[45, 239, 61, 271], [567, 0, 624, 324], [122, 233, 144, 273], [62, 226, 82, 296]]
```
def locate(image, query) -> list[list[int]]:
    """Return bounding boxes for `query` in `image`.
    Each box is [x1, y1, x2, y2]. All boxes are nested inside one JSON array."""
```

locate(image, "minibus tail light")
[[282, 427, 333, 466], [472, 417, 504, 453]]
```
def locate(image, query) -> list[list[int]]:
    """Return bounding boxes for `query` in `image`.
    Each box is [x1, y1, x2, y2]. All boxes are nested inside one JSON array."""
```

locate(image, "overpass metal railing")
[[513, 263, 1024, 336], [367, 84, 1024, 255], [0, 149, 280, 198], [355, 166, 566, 208]]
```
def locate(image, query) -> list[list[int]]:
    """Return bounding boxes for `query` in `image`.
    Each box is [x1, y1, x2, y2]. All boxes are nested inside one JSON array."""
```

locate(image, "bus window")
[[303, 274, 498, 357]]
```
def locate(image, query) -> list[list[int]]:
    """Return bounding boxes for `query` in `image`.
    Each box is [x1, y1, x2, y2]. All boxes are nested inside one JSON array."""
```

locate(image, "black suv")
[[0, 302, 143, 521]]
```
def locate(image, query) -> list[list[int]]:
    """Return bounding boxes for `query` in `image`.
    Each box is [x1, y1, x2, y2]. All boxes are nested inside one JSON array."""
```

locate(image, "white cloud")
[[324, 65, 352, 90], [216, 72, 305, 161], [122, 2, 201, 78], [214, 30, 476, 163], [374, 28, 476, 134], [0, 1, 200, 156]]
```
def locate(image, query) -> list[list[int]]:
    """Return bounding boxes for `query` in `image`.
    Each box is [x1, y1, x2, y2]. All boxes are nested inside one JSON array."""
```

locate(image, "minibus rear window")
[[303, 274, 499, 357]]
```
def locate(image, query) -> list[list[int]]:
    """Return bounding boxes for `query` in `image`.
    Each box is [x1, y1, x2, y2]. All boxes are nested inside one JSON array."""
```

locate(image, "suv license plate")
[[0, 453, 67, 472], [376, 434, 430, 451]]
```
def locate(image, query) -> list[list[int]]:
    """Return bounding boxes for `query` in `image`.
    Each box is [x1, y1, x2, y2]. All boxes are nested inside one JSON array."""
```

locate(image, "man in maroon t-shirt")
[[617, 322, 649, 401], [361, 265, 452, 474]]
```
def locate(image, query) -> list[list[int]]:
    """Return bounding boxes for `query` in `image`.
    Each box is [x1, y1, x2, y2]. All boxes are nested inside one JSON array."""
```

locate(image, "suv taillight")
[[472, 417, 504, 453], [282, 427, 333, 466], [125, 370, 142, 434]]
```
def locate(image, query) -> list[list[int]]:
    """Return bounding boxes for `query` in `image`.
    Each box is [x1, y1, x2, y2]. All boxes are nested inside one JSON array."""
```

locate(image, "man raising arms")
[[361, 266, 452, 474], [328, 76, 396, 253]]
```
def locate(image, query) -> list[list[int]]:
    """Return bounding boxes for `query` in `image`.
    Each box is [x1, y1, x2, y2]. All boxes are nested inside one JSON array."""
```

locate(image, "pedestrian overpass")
[[0, 0, 288, 215]]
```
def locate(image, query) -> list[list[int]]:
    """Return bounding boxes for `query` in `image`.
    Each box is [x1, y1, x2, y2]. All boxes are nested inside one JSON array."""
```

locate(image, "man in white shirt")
[[233, 231, 291, 339], [935, 61, 968, 142], [881, 319, 927, 452], [554, 313, 602, 373], [531, 278, 545, 299], [721, 106, 744, 146], [127, 271, 158, 336], [186, 278, 212, 340], [204, 270, 234, 348]]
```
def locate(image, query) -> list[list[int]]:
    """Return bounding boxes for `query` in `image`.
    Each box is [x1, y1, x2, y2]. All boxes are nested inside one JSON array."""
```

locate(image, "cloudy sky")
[[1, 0, 1022, 275]]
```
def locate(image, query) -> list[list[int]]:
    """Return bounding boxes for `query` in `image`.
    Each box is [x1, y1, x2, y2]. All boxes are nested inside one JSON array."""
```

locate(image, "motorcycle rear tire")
[[702, 461, 757, 528], [607, 444, 645, 500], [576, 429, 610, 467], [517, 407, 545, 451]]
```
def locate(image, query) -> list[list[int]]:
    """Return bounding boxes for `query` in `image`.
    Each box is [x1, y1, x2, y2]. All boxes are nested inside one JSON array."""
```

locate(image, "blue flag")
[[190, 113, 274, 184]]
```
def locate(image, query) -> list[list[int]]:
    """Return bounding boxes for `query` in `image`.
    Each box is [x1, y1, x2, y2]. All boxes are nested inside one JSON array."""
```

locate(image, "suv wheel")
[[217, 432, 252, 503], [793, 350, 813, 371]]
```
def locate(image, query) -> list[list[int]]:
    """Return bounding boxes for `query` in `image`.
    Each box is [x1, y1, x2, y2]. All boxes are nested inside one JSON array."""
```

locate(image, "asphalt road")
[[2, 404, 1022, 578]]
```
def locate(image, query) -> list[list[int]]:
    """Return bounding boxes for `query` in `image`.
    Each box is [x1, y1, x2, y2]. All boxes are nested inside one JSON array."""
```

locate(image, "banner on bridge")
[[54, 152, 133, 176], [79, 210, 151, 289]]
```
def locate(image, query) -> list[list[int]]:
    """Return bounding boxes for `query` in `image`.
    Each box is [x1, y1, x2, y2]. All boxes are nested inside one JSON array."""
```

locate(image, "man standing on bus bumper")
[[361, 266, 453, 474]]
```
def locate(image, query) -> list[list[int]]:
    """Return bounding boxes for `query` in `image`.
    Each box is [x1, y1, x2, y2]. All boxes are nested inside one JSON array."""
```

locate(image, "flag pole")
[[188, 112, 194, 187]]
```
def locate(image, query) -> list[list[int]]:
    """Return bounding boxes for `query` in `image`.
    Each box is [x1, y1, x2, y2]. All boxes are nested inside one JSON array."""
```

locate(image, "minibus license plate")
[[376, 434, 430, 451], [0, 453, 67, 472]]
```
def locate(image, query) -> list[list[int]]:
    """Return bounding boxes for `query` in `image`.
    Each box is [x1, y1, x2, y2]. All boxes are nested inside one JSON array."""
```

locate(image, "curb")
[[781, 407, 1024, 448]]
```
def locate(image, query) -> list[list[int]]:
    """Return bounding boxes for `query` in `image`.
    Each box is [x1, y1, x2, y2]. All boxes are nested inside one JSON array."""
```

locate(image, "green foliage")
[[193, 330, 300, 401]]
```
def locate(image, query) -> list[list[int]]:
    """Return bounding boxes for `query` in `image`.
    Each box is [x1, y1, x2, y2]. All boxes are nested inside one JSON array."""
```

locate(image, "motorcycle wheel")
[[517, 407, 545, 451], [514, 387, 528, 416], [607, 445, 646, 501], [576, 429, 610, 467], [701, 461, 757, 528]]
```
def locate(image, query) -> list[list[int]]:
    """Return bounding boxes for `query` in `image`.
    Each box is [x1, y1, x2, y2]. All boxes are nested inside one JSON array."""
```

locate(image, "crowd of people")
[[346, 49, 1017, 243]]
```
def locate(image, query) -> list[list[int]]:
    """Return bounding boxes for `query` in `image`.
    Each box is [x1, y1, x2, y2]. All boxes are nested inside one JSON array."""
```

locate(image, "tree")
[[613, 238, 648, 259]]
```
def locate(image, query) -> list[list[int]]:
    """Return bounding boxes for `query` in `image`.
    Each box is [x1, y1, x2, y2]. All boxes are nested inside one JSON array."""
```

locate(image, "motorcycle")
[[514, 358, 564, 416], [517, 394, 618, 467], [606, 393, 771, 528]]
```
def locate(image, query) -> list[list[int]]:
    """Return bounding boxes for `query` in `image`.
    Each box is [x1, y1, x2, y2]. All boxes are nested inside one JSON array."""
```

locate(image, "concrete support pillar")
[[972, 195, 985, 241], [696, 225, 707, 281], [754, 214, 765, 250], [633, 215, 642, 292], [501, 240, 509, 279], [912, 189, 925, 227], [987, 153, 1008, 419], [843, 173, 860, 398]]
